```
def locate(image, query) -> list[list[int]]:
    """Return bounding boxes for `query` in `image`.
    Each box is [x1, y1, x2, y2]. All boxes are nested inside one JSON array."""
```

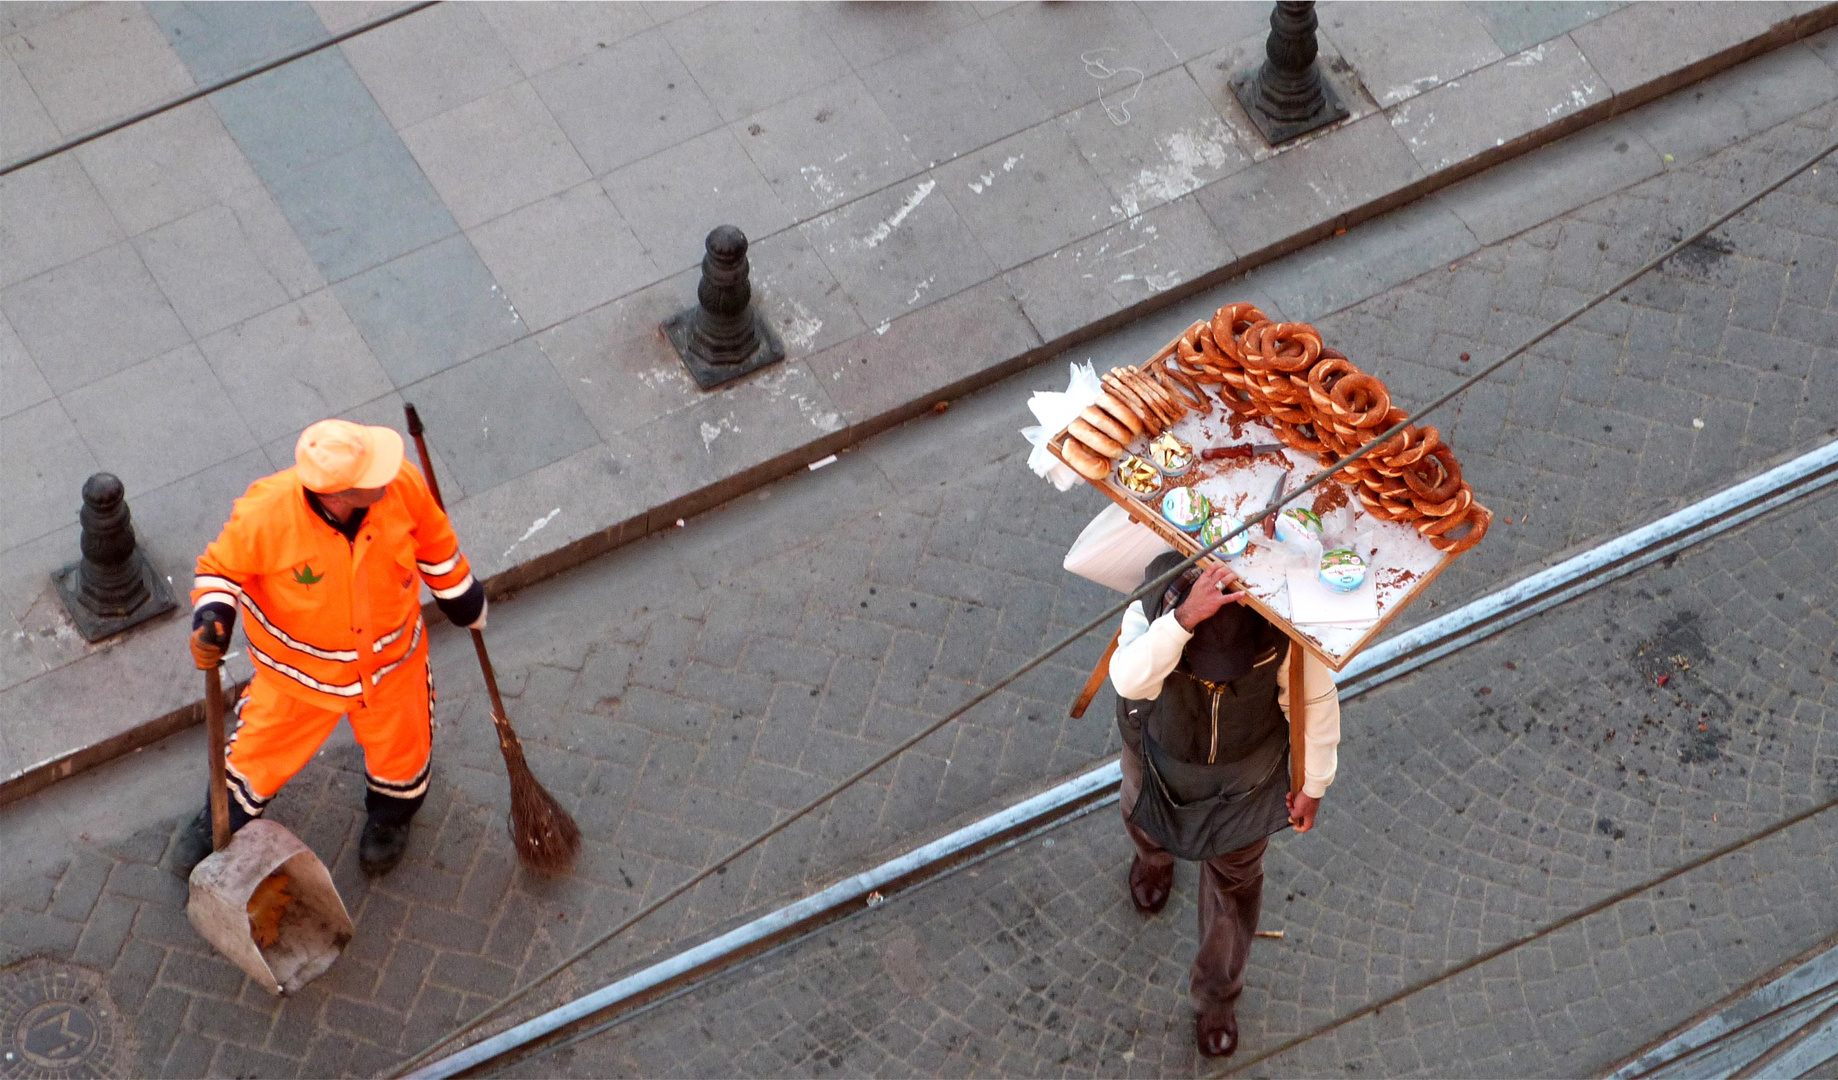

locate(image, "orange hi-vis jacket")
[[191, 463, 473, 711]]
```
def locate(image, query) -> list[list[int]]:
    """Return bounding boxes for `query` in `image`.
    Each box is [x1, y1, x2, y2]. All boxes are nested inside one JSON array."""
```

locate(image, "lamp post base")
[[53, 549, 176, 642], [1229, 67, 1349, 146], [663, 307, 786, 391]]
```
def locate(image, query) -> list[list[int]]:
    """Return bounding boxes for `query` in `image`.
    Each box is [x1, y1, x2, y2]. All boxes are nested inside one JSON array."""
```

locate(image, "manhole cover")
[[0, 960, 125, 1080]]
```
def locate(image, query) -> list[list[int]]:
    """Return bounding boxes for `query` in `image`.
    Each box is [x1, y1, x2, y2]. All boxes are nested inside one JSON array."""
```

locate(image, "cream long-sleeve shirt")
[[1109, 601, 1341, 798]]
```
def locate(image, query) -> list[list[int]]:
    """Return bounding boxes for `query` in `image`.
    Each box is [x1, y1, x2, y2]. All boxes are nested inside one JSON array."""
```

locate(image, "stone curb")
[[5, 2, 1836, 807]]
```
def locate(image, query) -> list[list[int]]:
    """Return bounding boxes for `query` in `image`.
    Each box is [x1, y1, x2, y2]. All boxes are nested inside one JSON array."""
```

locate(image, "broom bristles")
[[496, 722, 582, 876]]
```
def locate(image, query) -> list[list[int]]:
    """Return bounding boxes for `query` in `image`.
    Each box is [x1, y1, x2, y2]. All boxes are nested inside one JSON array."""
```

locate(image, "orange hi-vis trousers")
[[225, 642, 433, 826]]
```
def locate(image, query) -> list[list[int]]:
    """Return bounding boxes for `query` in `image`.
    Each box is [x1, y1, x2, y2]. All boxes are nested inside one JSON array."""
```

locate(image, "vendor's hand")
[[1287, 791, 1320, 833], [1174, 564, 1245, 631], [468, 597, 488, 631], [191, 616, 228, 669]]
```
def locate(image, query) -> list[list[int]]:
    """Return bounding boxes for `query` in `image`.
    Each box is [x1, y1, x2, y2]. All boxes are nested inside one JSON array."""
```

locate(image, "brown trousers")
[[1120, 744, 1268, 1018]]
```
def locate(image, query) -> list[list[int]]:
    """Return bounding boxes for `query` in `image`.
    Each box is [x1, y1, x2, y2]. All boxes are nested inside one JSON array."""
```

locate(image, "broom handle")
[[472, 629, 519, 747], [205, 663, 231, 852], [403, 404, 446, 509], [1288, 641, 1306, 821], [404, 404, 520, 749]]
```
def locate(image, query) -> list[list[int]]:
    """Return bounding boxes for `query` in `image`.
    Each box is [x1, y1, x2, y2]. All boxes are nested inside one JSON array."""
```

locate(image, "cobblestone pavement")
[[5, 70, 1838, 1080], [507, 470, 1838, 1080], [1309, 94, 1838, 629]]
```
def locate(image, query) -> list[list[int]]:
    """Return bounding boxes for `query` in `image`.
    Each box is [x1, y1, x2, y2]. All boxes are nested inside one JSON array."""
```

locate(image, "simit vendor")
[[1109, 552, 1342, 1058]]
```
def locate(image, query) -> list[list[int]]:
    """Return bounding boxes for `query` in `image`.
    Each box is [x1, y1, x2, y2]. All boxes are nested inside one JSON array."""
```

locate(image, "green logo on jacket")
[[291, 563, 325, 587]]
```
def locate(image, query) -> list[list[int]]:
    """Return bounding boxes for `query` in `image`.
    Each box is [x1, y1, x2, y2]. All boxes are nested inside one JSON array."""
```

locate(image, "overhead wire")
[[391, 123, 1838, 1080], [0, 2, 438, 180]]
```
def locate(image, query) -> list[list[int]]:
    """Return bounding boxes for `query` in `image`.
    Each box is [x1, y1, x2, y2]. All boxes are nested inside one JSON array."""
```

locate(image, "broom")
[[404, 404, 581, 875]]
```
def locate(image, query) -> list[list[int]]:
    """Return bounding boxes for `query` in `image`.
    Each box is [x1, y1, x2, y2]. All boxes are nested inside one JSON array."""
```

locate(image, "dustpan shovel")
[[186, 664, 354, 995]]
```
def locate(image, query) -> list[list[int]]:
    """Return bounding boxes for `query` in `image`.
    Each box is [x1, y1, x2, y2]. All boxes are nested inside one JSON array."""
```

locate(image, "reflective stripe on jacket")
[[191, 462, 471, 710]]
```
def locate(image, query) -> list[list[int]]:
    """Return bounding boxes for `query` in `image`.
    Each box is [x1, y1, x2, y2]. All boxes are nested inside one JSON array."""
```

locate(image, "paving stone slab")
[[0, 43, 58, 164], [528, 26, 724, 176], [730, 73, 920, 222], [467, 181, 658, 334], [146, 0, 325, 84], [0, 155, 124, 291], [935, 119, 1126, 271], [1003, 195, 1235, 345], [601, 125, 794, 276], [1571, 0, 1798, 96], [71, 99, 264, 239], [1386, 33, 1611, 175], [334, 233, 528, 388], [338, 1, 523, 130], [6, 2, 194, 136], [399, 79, 594, 232]]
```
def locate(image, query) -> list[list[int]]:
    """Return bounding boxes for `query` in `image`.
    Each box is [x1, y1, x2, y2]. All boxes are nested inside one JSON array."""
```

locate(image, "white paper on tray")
[[1284, 567, 1378, 626], [1063, 504, 1172, 594], [1021, 361, 1104, 491], [1140, 413, 1445, 663]]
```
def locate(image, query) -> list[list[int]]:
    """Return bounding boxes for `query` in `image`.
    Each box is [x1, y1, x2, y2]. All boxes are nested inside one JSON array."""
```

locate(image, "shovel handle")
[[205, 664, 231, 852]]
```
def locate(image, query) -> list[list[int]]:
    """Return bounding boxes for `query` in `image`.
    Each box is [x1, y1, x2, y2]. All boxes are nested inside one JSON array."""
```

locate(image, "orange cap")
[[294, 420, 404, 493]]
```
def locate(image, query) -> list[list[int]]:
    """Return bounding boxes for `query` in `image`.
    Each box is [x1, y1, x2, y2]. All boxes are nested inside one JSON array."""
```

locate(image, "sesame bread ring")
[[1242, 322, 1323, 374], [1415, 484, 1472, 520], [1403, 445, 1463, 504], [1068, 418, 1124, 459], [1080, 405, 1133, 447], [1431, 503, 1491, 553], [1094, 391, 1145, 437], [1061, 437, 1113, 480], [1209, 303, 1266, 362], [1328, 374, 1391, 428]]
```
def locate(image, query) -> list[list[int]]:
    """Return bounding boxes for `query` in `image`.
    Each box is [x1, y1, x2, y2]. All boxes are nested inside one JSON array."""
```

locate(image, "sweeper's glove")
[[191, 607, 232, 669]]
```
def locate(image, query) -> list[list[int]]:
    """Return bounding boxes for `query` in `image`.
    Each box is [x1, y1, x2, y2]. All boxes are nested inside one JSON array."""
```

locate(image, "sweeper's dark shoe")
[[171, 807, 214, 876], [1196, 1009, 1239, 1057], [359, 820, 411, 876], [1129, 855, 1173, 915]]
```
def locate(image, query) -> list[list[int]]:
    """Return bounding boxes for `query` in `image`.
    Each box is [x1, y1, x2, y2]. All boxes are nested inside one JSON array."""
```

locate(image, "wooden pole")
[[205, 664, 231, 851], [1069, 628, 1122, 719], [1288, 641, 1307, 819]]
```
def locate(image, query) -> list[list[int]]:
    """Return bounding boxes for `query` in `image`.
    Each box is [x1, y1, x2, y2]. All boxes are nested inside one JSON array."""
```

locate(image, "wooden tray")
[[1049, 326, 1464, 671]]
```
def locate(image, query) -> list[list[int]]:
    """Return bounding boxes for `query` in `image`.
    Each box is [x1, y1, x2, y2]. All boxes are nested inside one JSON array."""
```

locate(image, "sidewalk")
[[6, 0, 1838, 801], [4, 59, 1838, 1075]]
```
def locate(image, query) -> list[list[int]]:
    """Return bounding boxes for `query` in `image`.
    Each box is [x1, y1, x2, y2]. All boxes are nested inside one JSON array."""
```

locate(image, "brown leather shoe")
[[1196, 1009, 1238, 1058], [1128, 854, 1173, 915]]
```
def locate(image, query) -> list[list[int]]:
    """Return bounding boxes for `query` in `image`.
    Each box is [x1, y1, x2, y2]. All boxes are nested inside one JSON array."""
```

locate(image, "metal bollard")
[[53, 473, 176, 641], [662, 225, 786, 390], [1229, 1, 1349, 145]]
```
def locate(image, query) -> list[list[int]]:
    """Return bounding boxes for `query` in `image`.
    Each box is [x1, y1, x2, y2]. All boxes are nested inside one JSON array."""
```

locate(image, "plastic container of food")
[[1199, 512, 1249, 557], [1116, 455, 1162, 497], [1148, 433, 1195, 477], [1161, 486, 1210, 533], [1273, 507, 1323, 548], [1317, 547, 1368, 592]]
